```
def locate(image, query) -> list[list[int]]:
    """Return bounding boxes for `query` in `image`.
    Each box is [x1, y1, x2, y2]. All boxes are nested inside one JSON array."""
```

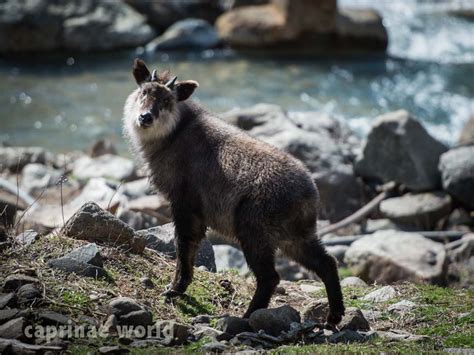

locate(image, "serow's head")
[[131, 59, 199, 129]]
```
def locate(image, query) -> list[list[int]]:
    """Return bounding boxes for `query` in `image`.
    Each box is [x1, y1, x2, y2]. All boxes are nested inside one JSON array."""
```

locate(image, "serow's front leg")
[[163, 207, 205, 299]]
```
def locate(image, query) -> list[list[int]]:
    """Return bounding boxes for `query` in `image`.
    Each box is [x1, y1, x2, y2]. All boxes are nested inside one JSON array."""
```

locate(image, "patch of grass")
[[62, 290, 89, 308]]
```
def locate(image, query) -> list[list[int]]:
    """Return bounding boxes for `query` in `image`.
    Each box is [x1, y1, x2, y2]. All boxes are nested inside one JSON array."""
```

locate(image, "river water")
[[0, 0, 473, 152]]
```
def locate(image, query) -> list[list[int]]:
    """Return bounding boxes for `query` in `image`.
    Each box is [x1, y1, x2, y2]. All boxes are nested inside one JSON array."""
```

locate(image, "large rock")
[[0, 0, 155, 53], [251, 109, 362, 220], [248, 305, 301, 336], [20, 163, 62, 194], [0, 146, 54, 172], [107, 297, 153, 327], [344, 230, 448, 285], [216, 0, 386, 53], [72, 154, 136, 182], [379, 192, 452, 230], [355, 110, 447, 191], [336, 8, 388, 51], [439, 146, 474, 210], [215, 316, 252, 336], [61, 202, 145, 253], [212, 244, 248, 275], [23, 177, 127, 231], [0, 317, 25, 340], [217, 0, 337, 47], [48, 243, 109, 279], [146, 19, 220, 51], [136, 223, 216, 271], [125, 0, 224, 31], [339, 308, 370, 331]]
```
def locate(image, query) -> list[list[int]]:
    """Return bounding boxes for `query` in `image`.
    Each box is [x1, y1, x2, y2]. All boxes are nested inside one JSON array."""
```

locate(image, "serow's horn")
[[165, 76, 177, 89], [151, 69, 157, 81]]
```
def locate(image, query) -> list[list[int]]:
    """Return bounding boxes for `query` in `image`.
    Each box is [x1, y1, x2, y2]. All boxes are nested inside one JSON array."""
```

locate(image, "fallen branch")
[[322, 230, 466, 247], [319, 181, 397, 237]]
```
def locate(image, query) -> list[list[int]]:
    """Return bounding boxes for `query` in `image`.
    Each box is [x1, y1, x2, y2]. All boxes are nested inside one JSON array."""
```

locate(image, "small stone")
[[0, 317, 25, 339], [378, 329, 429, 342], [202, 341, 229, 353], [275, 286, 286, 295], [0, 293, 17, 309], [192, 314, 212, 324], [215, 316, 252, 336], [362, 286, 397, 302], [340, 277, 368, 288], [299, 284, 323, 293], [15, 230, 39, 246], [119, 310, 153, 327], [302, 299, 329, 323], [139, 277, 154, 289], [108, 297, 142, 318], [192, 324, 224, 340], [155, 320, 190, 345], [16, 284, 42, 304], [388, 300, 417, 313], [361, 310, 382, 322], [38, 310, 70, 326], [248, 305, 301, 336], [339, 308, 370, 331], [3, 274, 39, 292], [0, 309, 23, 325], [329, 329, 374, 343], [101, 315, 118, 336]]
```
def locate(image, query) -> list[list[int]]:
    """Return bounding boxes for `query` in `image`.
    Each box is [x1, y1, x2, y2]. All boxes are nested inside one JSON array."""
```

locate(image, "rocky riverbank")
[[0, 0, 387, 55], [0, 105, 473, 352]]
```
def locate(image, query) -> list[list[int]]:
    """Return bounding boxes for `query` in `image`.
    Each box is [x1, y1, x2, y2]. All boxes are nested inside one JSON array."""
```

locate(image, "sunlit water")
[[0, 0, 473, 152]]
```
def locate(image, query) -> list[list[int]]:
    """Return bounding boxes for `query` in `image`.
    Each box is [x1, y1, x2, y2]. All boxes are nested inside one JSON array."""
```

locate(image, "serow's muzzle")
[[138, 112, 153, 127]]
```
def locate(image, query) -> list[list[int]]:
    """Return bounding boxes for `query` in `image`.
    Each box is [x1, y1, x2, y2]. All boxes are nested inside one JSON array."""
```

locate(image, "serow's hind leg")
[[284, 239, 345, 326], [240, 238, 280, 319]]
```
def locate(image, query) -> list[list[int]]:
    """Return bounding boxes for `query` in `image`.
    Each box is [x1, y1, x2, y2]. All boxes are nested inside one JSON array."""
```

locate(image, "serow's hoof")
[[326, 311, 343, 327], [162, 289, 182, 299]]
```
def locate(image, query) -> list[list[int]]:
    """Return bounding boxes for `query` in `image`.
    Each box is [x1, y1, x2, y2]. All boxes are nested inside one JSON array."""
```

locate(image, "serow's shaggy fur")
[[123, 59, 345, 324]]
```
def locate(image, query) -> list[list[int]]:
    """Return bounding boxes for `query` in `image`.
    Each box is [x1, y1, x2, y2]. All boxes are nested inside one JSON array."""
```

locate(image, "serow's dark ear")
[[174, 80, 199, 101], [133, 59, 150, 86]]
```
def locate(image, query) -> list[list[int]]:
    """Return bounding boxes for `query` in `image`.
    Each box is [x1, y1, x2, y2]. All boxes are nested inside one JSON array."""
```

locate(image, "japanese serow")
[[123, 59, 344, 324]]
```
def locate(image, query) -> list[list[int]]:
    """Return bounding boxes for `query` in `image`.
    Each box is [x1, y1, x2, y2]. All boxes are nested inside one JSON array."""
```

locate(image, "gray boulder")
[[362, 286, 397, 303], [0, 0, 155, 53], [302, 299, 329, 323], [222, 105, 359, 211], [248, 305, 300, 336], [339, 308, 370, 331], [107, 297, 153, 327], [125, 0, 224, 31], [3, 274, 39, 292], [344, 230, 448, 285], [72, 154, 136, 182], [146, 19, 220, 51], [16, 284, 42, 305], [48, 243, 108, 279], [439, 146, 474, 210], [0, 146, 54, 172], [15, 230, 39, 246], [20, 163, 63, 194], [0, 293, 17, 309], [136, 223, 216, 272], [0, 317, 25, 340], [212, 244, 248, 274], [355, 110, 447, 191], [340, 276, 368, 288], [61, 202, 145, 253], [379, 192, 452, 230]]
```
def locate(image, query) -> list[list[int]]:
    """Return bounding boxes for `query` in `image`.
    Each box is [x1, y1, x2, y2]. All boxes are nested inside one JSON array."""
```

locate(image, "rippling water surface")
[[0, 0, 473, 152]]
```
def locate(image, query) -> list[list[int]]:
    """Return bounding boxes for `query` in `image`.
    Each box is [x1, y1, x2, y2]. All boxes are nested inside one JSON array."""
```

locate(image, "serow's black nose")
[[138, 112, 153, 126]]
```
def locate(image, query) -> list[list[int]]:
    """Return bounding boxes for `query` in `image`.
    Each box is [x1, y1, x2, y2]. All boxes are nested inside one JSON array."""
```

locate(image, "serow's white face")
[[123, 59, 199, 144]]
